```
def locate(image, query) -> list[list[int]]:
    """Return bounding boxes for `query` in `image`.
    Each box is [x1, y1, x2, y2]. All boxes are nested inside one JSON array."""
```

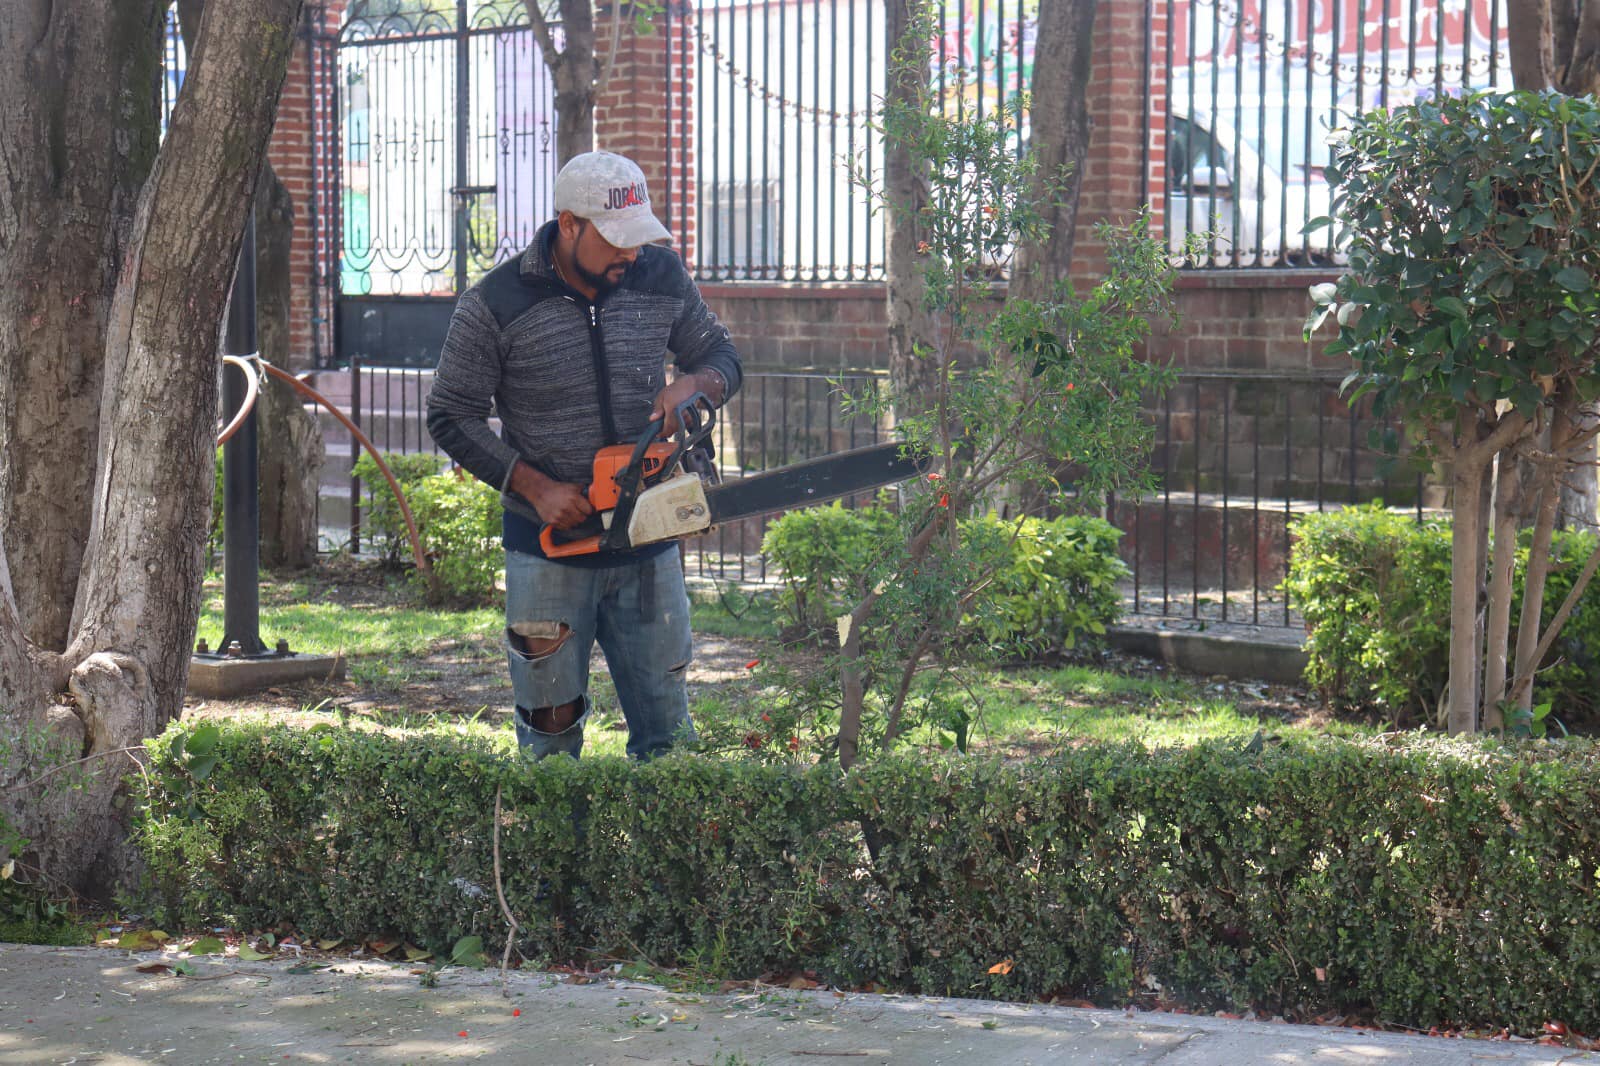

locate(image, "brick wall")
[[265, 1, 341, 370], [595, 3, 696, 261]]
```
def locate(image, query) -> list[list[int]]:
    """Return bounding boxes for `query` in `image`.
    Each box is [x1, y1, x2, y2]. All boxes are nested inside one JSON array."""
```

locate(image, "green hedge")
[[139, 723, 1600, 1032], [762, 506, 1127, 655], [1285, 505, 1600, 724]]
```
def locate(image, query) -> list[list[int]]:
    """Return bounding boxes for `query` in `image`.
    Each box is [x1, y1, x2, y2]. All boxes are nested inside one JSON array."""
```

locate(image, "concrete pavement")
[[0, 944, 1591, 1065]]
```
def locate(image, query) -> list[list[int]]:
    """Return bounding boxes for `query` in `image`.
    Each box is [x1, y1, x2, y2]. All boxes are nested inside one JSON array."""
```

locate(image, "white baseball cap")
[[553, 151, 673, 249]]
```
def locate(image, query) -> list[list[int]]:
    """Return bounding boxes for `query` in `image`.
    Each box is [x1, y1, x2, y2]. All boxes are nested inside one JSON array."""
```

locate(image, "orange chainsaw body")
[[587, 441, 678, 511], [539, 440, 685, 558]]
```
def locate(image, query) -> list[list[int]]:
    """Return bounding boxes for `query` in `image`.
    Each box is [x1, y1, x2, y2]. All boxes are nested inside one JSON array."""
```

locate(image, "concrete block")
[[188, 652, 345, 699]]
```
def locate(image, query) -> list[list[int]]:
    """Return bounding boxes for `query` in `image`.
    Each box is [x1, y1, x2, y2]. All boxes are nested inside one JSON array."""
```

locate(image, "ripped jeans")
[[504, 548, 695, 760]]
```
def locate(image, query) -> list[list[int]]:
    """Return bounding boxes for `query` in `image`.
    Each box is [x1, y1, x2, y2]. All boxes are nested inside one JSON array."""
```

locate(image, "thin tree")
[[519, 0, 664, 167], [1510, 1, 1600, 535], [0, 0, 304, 896]]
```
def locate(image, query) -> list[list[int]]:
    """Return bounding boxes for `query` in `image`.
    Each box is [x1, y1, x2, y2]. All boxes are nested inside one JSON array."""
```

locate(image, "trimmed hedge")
[[1285, 505, 1600, 723], [138, 723, 1600, 1031]]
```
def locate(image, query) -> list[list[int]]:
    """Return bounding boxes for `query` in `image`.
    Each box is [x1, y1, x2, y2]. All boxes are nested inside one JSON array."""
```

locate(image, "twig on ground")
[[493, 784, 521, 995]]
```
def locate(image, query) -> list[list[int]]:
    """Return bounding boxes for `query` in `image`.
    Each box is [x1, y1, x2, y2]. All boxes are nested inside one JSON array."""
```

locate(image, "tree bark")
[[882, 0, 941, 418], [0, 0, 304, 896], [254, 163, 325, 569], [522, 0, 599, 167], [1482, 449, 1524, 729], [1007, 0, 1096, 305], [1447, 460, 1487, 735], [1510, 2, 1600, 529], [0, 1, 164, 654]]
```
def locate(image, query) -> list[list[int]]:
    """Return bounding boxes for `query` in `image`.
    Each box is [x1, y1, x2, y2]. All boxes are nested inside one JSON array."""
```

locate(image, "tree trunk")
[[883, 0, 941, 418], [1007, 0, 1096, 305], [1483, 449, 1524, 729], [1447, 460, 1487, 735], [999, 0, 1096, 513], [521, 0, 599, 167], [1510, 1, 1600, 529], [253, 162, 325, 569], [0, 0, 304, 897], [0, 2, 164, 654]]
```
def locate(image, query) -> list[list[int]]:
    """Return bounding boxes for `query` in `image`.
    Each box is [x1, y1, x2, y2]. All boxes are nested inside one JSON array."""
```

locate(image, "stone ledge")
[[1107, 624, 1308, 686], [188, 653, 346, 699]]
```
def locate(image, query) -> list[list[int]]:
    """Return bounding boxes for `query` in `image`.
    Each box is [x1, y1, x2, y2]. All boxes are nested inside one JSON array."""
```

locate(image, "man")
[[426, 151, 742, 760]]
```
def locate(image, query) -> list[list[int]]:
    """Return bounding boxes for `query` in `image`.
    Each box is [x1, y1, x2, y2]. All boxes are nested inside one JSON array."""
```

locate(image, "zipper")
[[585, 301, 619, 444]]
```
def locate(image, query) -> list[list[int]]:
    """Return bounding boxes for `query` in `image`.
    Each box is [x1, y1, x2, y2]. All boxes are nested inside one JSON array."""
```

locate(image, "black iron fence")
[[1113, 371, 1434, 630], [670, 0, 1035, 282], [309, 364, 1433, 633]]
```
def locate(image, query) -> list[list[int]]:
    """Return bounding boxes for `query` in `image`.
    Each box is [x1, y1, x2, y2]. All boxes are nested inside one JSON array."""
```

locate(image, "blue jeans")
[[504, 548, 695, 760]]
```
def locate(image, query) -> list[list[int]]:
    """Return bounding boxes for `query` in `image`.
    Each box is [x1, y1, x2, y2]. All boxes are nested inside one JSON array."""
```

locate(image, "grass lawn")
[[193, 566, 1357, 759]]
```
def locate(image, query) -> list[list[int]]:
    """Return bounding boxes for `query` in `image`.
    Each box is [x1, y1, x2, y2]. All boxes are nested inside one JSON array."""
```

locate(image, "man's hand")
[[508, 460, 593, 530], [651, 370, 725, 434]]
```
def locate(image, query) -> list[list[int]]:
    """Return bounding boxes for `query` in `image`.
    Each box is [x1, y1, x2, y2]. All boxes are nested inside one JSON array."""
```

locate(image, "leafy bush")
[[137, 721, 1600, 1033], [1285, 505, 1600, 724], [760, 502, 899, 637], [969, 513, 1128, 657], [763, 505, 1126, 657], [347, 452, 501, 603], [407, 469, 503, 604], [350, 451, 446, 566]]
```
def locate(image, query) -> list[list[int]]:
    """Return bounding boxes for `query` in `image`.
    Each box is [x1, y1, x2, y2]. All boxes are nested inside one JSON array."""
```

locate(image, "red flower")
[[938, 494, 949, 508], [927, 472, 943, 481], [1065, 382, 1076, 392], [745, 659, 760, 670], [761, 713, 771, 722], [458, 1031, 469, 1038], [789, 736, 801, 752], [512, 1009, 521, 1017], [743, 731, 765, 749]]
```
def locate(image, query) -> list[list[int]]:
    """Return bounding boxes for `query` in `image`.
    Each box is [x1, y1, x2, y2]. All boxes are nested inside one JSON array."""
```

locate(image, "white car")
[[1165, 104, 1346, 268]]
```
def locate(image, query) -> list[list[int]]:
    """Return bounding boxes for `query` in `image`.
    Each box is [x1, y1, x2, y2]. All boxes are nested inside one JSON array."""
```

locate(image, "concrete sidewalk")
[[0, 944, 1591, 1065]]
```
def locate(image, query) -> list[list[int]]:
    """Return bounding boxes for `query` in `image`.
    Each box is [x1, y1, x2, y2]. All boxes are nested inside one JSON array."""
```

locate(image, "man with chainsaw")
[[426, 151, 743, 760]]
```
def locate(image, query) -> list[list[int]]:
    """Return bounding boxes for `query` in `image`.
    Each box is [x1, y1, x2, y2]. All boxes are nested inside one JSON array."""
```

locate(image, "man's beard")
[[575, 258, 627, 294]]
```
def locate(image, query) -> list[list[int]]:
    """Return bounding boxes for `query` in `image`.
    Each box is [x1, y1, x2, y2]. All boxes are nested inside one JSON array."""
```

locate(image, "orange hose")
[[259, 362, 435, 583]]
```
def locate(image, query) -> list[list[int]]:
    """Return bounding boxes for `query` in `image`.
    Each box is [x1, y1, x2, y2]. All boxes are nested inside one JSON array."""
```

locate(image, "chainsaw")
[[500, 393, 931, 558]]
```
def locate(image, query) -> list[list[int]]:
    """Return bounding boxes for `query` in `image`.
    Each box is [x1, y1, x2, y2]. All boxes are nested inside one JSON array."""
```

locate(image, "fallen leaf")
[[286, 963, 330, 975], [366, 938, 398, 955], [987, 959, 1014, 975], [786, 975, 821, 990], [135, 962, 172, 975], [237, 945, 273, 962], [316, 939, 343, 951], [403, 945, 433, 962], [187, 936, 226, 956]]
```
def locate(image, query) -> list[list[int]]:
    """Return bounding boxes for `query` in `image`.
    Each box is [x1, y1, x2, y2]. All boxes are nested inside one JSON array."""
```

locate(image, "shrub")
[[762, 505, 1126, 657], [407, 469, 503, 604], [136, 721, 1600, 1033], [1285, 505, 1600, 725], [350, 451, 446, 566], [760, 502, 899, 638], [969, 512, 1128, 657]]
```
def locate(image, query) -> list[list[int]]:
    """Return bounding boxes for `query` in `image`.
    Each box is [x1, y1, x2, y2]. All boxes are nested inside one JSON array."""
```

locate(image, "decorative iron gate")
[[328, 0, 558, 367]]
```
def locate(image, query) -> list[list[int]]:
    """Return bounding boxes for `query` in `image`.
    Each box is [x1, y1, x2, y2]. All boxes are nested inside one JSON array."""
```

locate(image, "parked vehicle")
[[1166, 97, 1345, 268]]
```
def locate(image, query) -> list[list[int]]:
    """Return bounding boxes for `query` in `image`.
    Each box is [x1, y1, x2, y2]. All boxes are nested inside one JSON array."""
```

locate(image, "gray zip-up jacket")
[[426, 221, 743, 559]]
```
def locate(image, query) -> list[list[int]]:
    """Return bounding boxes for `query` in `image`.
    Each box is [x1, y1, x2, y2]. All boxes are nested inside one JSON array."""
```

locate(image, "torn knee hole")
[[527, 700, 582, 733], [510, 620, 571, 659]]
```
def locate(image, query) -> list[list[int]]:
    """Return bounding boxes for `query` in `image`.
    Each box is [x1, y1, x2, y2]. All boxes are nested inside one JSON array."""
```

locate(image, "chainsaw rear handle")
[[538, 393, 716, 558]]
